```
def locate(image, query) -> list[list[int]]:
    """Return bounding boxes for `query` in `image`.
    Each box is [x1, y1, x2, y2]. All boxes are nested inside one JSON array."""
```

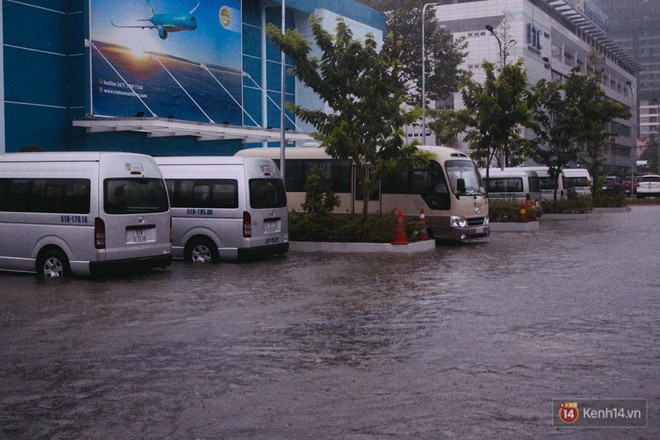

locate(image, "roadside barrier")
[[392, 210, 408, 245], [519, 200, 527, 222]]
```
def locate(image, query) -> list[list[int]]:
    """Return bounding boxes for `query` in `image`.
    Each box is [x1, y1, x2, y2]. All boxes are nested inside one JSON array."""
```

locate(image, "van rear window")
[[104, 178, 169, 214], [166, 179, 239, 209], [249, 179, 287, 209]]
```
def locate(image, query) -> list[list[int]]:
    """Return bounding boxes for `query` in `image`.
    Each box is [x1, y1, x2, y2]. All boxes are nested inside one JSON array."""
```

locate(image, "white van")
[[0, 152, 172, 277], [517, 166, 566, 202], [155, 156, 288, 262], [562, 168, 592, 196], [480, 168, 543, 216]]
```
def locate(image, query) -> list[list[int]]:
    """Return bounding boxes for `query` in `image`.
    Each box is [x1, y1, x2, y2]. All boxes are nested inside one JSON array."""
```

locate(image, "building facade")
[[0, 0, 384, 155], [432, 0, 640, 175]]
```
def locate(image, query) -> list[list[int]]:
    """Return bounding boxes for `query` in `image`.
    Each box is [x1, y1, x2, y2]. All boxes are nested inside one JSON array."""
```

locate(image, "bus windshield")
[[445, 160, 482, 195]]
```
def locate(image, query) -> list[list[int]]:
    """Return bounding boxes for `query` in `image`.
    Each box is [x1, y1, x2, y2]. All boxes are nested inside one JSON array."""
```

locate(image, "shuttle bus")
[[155, 156, 289, 262], [0, 152, 172, 277], [236, 145, 489, 242]]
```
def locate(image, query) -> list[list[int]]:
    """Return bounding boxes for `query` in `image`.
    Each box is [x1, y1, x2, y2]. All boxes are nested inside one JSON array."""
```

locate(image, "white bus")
[[0, 152, 172, 277], [235, 145, 490, 242], [155, 156, 288, 262]]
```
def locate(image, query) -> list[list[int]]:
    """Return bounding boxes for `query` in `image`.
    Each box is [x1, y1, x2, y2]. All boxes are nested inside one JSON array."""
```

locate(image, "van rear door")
[[244, 159, 288, 247], [98, 156, 170, 262]]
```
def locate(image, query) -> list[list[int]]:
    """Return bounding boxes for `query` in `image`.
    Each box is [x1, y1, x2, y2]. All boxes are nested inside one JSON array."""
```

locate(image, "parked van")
[[480, 168, 543, 216], [155, 156, 288, 262], [562, 168, 592, 196], [517, 166, 566, 202], [0, 152, 172, 277]]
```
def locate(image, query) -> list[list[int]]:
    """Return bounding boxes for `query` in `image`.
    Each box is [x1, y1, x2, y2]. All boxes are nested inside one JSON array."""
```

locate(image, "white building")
[[430, 0, 640, 175]]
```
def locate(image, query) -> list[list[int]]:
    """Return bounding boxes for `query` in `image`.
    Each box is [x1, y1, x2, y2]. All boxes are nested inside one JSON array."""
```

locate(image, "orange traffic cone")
[[392, 210, 408, 245], [419, 209, 430, 240], [519, 200, 527, 222], [529, 198, 537, 221]]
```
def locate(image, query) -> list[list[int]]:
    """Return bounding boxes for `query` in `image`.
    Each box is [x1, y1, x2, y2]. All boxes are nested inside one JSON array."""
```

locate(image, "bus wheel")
[[185, 237, 219, 263], [37, 249, 70, 278]]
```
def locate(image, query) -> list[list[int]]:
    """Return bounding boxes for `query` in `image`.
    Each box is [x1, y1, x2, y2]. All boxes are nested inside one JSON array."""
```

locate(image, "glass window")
[[445, 160, 482, 195], [0, 178, 90, 214], [486, 178, 524, 193], [166, 179, 238, 209], [249, 179, 287, 209], [104, 178, 168, 214]]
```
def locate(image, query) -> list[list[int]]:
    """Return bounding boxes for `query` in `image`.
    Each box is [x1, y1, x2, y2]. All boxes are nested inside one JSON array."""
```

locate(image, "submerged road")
[[1, 206, 658, 439]]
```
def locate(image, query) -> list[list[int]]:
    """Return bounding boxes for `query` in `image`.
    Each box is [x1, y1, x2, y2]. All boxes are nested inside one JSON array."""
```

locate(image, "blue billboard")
[[90, 0, 243, 124]]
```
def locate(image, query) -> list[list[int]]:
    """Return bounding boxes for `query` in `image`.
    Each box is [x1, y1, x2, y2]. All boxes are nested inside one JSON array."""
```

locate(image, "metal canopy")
[[545, 0, 642, 73], [72, 117, 315, 144]]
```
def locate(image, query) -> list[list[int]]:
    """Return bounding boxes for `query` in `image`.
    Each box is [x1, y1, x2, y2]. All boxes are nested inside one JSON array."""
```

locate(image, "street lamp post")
[[626, 81, 636, 196], [485, 24, 504, 69], [656, 99, 660, 174], [486, 24, 506, 169], [279, 0, 286, 181], [421, 2, 440, 145]]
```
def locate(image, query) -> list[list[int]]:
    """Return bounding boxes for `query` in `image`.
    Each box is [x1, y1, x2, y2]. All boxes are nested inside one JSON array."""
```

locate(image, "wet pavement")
[[1, 206, 658, 439]]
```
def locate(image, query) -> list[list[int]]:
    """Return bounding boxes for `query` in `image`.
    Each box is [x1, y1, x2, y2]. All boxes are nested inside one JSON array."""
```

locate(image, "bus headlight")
[[450, 215, 468, 228], [483, 216, 489, 226]]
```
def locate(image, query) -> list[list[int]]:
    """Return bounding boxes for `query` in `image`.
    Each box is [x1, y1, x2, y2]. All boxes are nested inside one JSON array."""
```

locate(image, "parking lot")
[[1, 206, 658, 439]]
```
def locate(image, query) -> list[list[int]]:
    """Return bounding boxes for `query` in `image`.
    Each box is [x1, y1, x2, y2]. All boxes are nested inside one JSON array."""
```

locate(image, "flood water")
[[1, 206, 658, 439]]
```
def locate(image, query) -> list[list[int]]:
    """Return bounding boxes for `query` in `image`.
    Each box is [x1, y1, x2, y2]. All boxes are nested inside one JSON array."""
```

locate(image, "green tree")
[[457, 60, 532, 182], [562, 68, 631, 198], [301, 167, 340, 216], [530, 78, 580, 202], [267, 17, 423, 217], [381, 1, 468, 106]]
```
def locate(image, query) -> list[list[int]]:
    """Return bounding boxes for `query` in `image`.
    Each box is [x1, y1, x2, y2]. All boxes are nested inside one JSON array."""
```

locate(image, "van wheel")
[[37, 249, 71, 278], [185, 237, 219, 263]]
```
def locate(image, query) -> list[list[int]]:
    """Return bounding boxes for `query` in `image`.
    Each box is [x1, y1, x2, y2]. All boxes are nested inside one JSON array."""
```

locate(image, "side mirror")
[[457, 178, 466, 193]]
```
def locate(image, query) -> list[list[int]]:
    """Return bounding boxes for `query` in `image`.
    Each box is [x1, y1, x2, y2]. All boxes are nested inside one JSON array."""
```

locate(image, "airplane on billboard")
[[112, 0, 200, 40]]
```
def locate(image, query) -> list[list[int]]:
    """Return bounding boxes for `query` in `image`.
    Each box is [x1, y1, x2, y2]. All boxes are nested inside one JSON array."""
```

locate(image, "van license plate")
[[264, 220, 281, 233], [133, 229, 147, 243]]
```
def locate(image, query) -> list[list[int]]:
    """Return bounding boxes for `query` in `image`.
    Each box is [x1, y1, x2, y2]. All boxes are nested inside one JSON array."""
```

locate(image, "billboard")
[[89, 0, 243, 125]]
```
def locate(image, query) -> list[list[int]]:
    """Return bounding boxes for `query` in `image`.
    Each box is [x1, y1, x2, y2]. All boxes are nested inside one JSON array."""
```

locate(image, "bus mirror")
[[457, 178, 466, 193]]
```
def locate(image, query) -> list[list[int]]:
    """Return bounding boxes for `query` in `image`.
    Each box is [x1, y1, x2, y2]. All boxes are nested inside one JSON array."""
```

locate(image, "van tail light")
[[170, 216, 173, 243], [243, 211, 252, 238], [95, 217, 106, 249]]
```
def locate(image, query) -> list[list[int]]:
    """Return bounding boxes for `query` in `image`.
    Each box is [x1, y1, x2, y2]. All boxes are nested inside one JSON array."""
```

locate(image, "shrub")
[[593, 192, 626, 208], [488, 200, 524, 222], [541, 196, 593, 213], [289, 211, 425, 243]]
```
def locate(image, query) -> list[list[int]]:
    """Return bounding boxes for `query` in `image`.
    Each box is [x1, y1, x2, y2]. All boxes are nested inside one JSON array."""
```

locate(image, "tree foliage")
[[561, 68, 631, 197], [456, 60, 532, 181], [301, 167, 340, 216], [529, 78, 580, 202], [266, 17, 424, 217]]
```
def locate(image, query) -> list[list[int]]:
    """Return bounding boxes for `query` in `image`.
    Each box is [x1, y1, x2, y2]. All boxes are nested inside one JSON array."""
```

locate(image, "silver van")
[[155, 156, 288, 262], [480, 168, 543, 217], [0, 152, 172, 277], [562, 168, 592, 197]]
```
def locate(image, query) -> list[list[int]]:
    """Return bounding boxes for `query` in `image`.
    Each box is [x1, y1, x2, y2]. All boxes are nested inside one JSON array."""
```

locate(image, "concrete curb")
[[289, 239, 436, 254], [592, 207, 631, 213], [541, 213, 590, 221], [490, 221, 540, 232]]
